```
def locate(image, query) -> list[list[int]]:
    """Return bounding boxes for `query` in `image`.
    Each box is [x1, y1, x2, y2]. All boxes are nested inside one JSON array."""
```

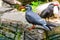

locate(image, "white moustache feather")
[[53, 6, 59, 14]]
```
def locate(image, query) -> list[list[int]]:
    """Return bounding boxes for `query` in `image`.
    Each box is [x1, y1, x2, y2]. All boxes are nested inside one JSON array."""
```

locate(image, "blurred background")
[[0, 0, 60, 40]]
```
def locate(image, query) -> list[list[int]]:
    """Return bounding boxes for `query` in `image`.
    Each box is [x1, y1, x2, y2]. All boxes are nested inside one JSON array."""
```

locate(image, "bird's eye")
[[25, 7, 28, 9]]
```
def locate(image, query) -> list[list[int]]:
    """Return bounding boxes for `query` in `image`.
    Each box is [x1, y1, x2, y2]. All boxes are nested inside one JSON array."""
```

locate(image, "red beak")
[[54, 4, 59, 6], [19, 6, 25, 10]]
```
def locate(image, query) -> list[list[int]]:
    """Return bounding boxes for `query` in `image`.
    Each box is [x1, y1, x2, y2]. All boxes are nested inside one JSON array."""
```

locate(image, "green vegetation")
[[47, 33, 60, 40], [14, 0, 46, 12], [15, 32, 22, 40], [31, 1, 46, 12], [0, 34, 11, 40]]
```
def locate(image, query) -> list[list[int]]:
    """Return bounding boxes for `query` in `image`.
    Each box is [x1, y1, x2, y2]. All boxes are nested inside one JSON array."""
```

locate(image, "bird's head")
[[48, 3, 59, 14], [49, 3, 59, 6], [25, 4, 32, 11], [48, 3, 59, 10]]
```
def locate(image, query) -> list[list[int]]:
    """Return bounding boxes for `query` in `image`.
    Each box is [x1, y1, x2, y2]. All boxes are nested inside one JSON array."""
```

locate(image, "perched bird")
[[40, 3, 59, 21], [25, 4, 52, 31], [36, 1, 59, 14]]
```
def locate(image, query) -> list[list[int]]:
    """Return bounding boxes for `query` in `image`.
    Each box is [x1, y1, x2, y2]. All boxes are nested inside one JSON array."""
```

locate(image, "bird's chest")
[[25, 13, 32, 23], [46, 9, 53, 14], [25, 13, 38, 24]]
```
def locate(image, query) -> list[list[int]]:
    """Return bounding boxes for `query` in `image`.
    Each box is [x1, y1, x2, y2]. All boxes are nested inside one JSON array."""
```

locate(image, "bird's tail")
[[42, 22, 56, 31], [42, 25, 52, 31], [47, 23, 56, 27]]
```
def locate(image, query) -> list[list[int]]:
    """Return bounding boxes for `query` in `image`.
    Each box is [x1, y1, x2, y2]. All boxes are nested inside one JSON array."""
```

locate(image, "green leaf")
[[47, 33, 60, 40]]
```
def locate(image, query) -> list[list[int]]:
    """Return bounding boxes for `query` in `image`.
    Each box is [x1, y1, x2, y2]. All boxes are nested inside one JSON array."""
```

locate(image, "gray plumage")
[[25, 4, 51, 31]]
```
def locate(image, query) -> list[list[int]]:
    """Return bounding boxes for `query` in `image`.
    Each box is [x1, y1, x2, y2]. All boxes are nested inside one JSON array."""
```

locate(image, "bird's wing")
[[26, 11, 47, 25]]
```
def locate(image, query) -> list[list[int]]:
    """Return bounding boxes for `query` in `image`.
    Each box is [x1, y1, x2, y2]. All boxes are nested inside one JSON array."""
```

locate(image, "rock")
[[1, 10, 32, 28], [5, 32, 15, 38], [0, 7, 13, 14]]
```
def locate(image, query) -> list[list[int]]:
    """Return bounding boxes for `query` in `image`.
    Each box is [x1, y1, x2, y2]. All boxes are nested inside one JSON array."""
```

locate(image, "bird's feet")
[[27, 28, 32, 31], [27, 25, 35, 31]]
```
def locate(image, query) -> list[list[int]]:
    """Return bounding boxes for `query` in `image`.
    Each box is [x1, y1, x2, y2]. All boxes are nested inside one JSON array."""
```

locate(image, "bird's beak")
[[19, 6, 25, 10], [53, 4, 59, 6], [25, 6, 28, 10]]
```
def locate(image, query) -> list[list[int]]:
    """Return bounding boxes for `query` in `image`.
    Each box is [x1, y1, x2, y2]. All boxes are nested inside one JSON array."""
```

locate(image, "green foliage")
[[31, 1, 39, 6], [14, 4, 19, 9], [31, 1, 46, 12], [39, 0, 46, 2], [0, 35, 11, 40], [14, 0, 46, 12], [0, 34, 3, 37], [15, 32, 21, 40], [47, 33, 60, 40], [31, 1, 46, 6]]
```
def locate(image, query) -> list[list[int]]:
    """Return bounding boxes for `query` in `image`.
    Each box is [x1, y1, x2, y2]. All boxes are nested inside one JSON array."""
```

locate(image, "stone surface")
[[0, 7, 12, 12], [0, 8, 60, 40], [1, 9, 32, 28]]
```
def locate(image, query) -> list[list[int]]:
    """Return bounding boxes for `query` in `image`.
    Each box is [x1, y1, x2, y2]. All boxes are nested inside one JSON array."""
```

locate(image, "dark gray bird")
[[40, 3, 59, 21], [25, 4, 52, 31]]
